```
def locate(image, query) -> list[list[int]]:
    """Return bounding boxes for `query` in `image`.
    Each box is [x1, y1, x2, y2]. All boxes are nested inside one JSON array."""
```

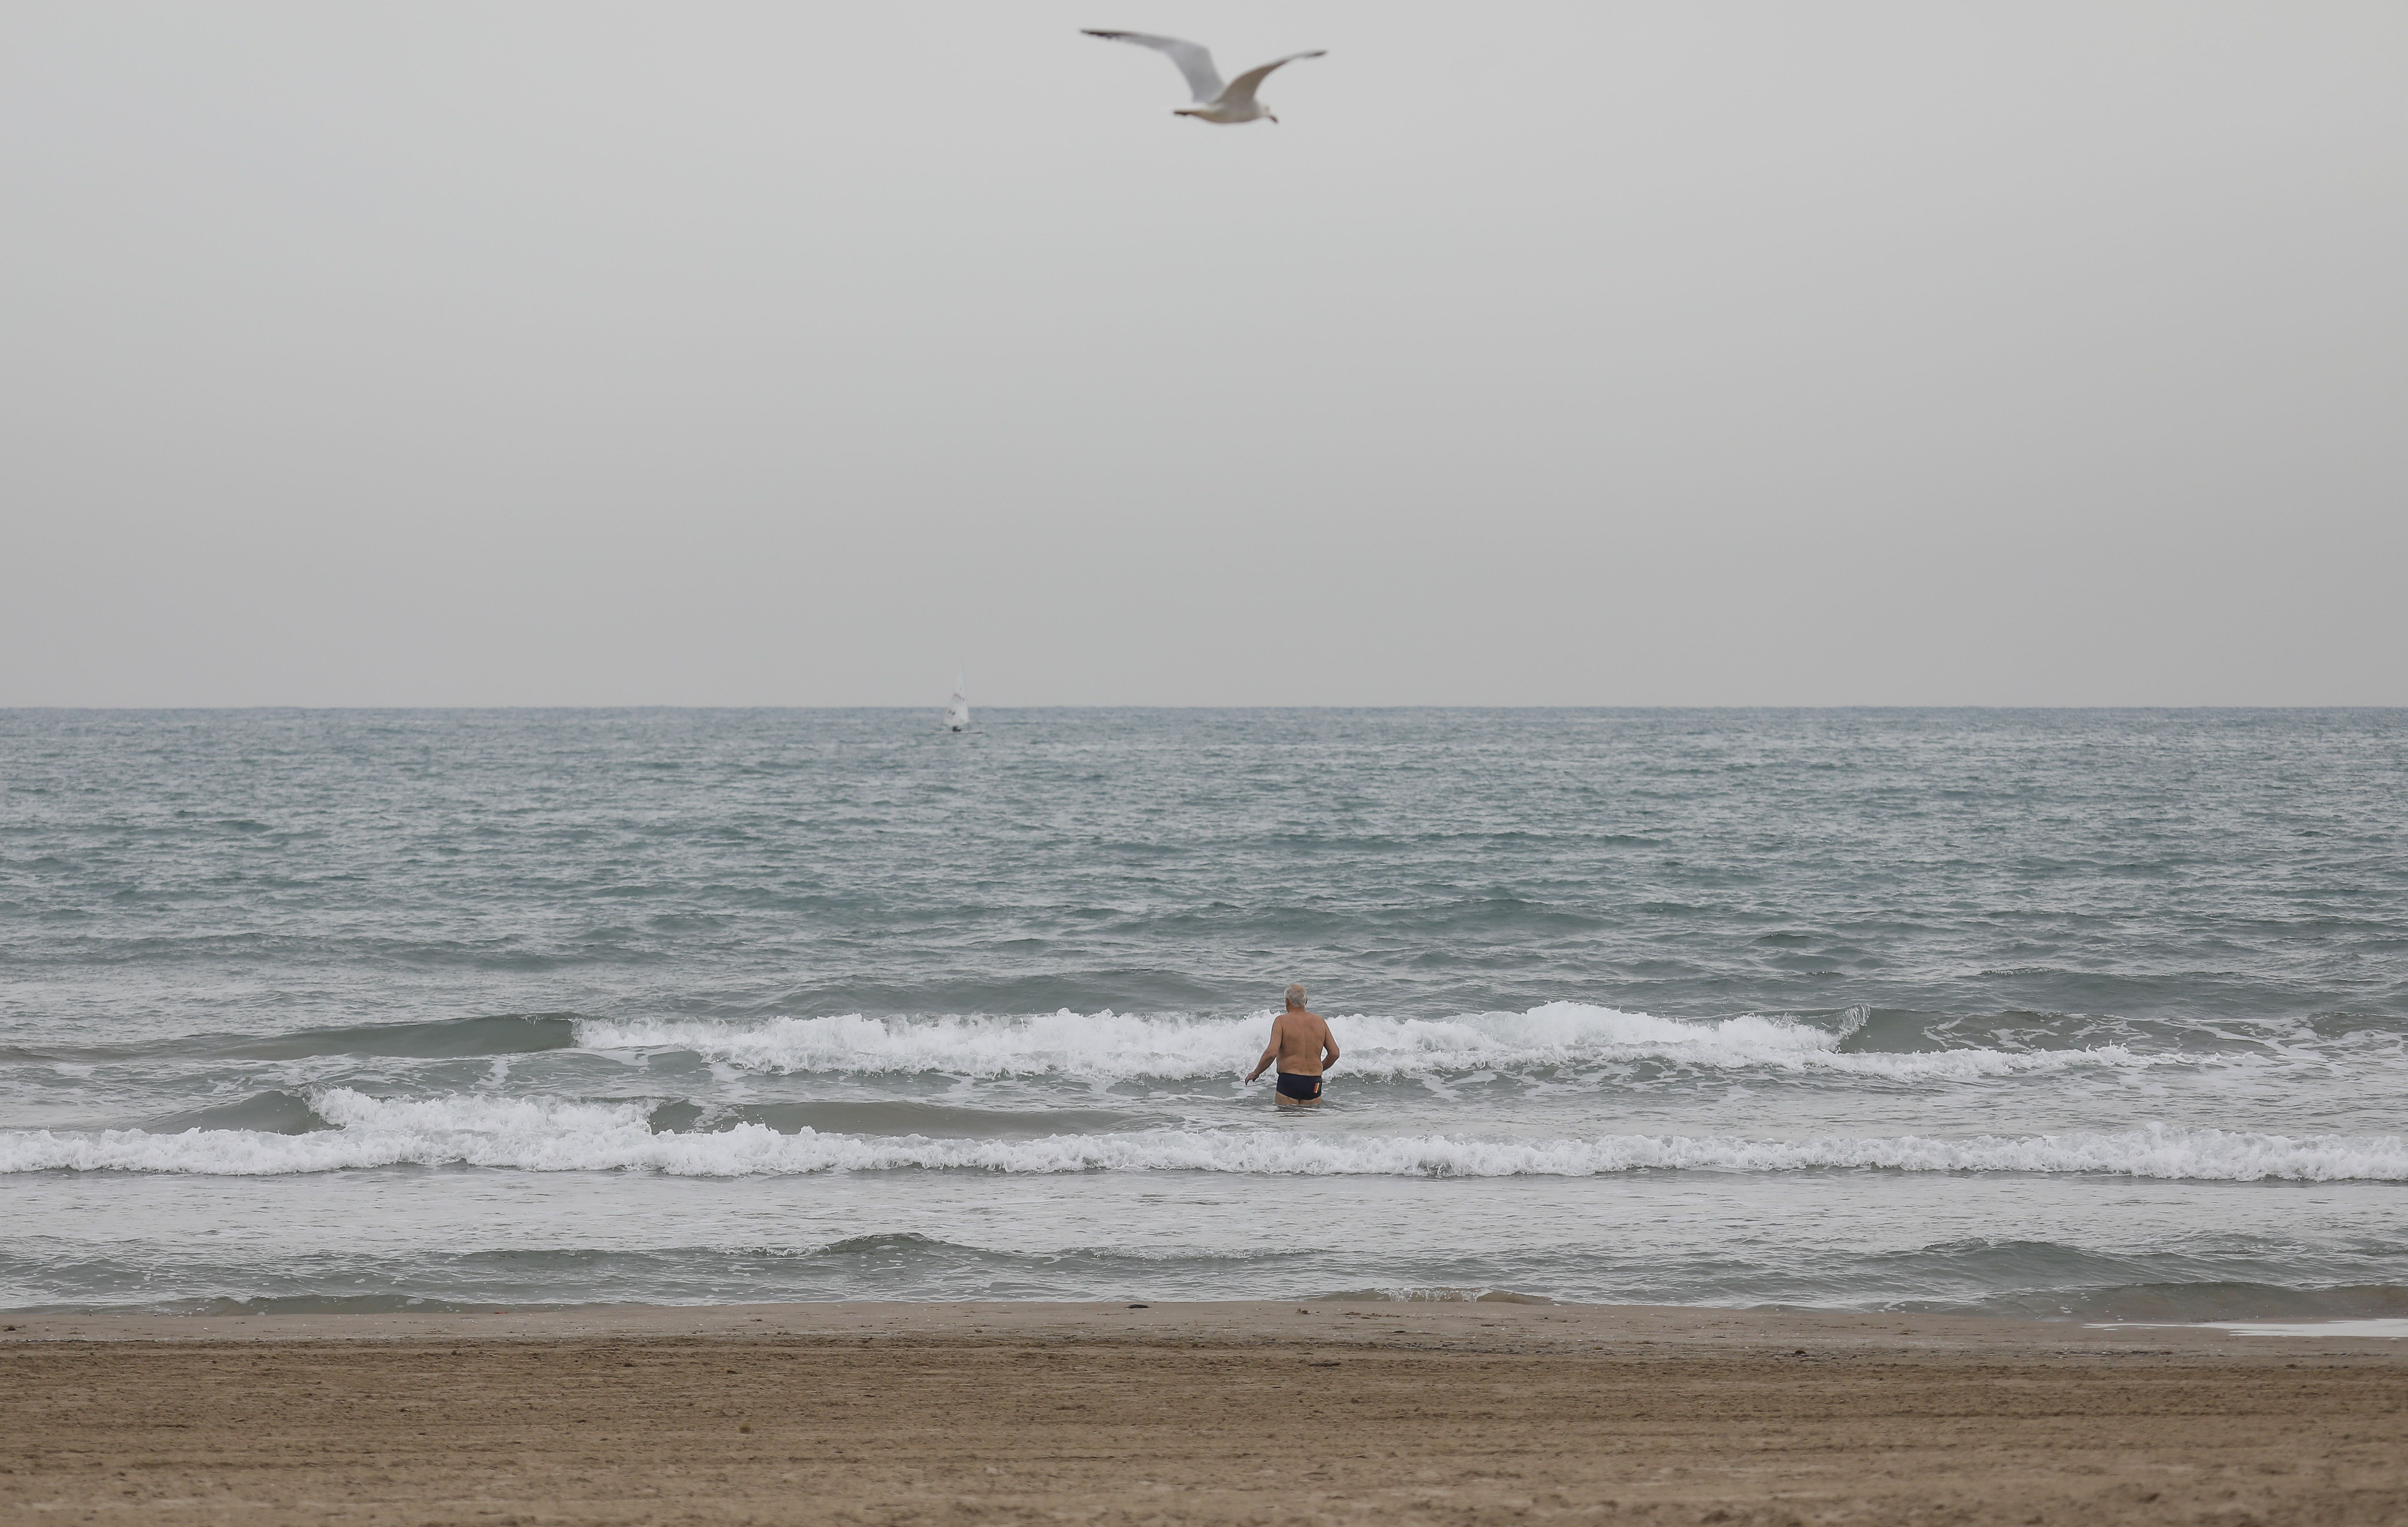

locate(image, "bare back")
[[1266, 1009, 1335, 1075]]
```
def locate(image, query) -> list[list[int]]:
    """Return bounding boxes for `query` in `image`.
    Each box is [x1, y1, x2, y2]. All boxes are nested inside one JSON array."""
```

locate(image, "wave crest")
[[3, 1090, 2398, 1182], [574, 1003, 2142, 1082]]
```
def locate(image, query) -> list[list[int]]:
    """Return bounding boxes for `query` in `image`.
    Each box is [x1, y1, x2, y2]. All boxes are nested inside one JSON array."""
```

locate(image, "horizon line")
[[6, 703, 2405, 715]]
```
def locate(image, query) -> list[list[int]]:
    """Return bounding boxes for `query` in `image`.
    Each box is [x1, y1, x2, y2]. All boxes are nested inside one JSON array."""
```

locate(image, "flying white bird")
[[1081, 30, 1325, 125]]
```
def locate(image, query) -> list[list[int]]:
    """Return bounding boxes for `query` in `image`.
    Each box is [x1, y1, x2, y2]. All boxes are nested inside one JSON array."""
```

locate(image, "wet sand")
[[5, 1301, 2405, 1524]]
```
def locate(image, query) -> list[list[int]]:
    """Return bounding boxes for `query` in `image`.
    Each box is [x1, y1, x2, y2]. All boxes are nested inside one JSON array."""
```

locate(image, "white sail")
[[944, 674, 970, 731]]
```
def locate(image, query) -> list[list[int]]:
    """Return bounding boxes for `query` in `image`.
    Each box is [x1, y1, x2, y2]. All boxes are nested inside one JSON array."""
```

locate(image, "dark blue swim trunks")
[[1275, 1072, 1323, 1101]]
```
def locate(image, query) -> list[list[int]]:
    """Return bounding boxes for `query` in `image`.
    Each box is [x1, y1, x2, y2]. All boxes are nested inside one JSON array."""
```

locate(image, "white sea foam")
[[2094, 1320, 2408, 1339], [3, 1090, 2399, 1181], [574, 1003, 2147, 1082]]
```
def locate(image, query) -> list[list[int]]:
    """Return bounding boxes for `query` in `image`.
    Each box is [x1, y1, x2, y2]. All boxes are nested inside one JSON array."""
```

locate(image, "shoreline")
[[8, 1303, 2405, 1524], [8, 1298, 2408, 1355]]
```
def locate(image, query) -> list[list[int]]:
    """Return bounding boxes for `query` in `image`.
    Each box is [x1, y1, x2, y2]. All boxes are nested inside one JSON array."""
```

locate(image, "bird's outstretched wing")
[[1081, 30, 1225, 104], [1218, 51, 1327, 110]]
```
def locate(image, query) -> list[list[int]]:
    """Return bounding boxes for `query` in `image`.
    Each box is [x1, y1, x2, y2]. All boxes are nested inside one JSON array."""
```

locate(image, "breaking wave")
[[573, 1002, 2150, 1082], [5, 1089, 2400, 1181]]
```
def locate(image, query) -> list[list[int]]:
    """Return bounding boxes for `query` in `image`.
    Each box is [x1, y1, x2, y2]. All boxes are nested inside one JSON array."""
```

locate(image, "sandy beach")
[[6, 1301, 2405, 1525]]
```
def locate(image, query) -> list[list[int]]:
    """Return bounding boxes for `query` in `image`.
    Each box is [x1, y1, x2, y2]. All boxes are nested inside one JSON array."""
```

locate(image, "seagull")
[[1081, 30, 1325, 125]]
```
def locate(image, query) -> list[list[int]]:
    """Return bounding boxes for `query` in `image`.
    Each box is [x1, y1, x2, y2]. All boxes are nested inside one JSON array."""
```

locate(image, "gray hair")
[[1284, 983, 1307, 1009]]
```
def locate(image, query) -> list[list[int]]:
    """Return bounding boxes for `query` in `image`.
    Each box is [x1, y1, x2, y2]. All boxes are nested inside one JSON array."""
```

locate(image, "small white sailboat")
[[944, 674, 971, 732]]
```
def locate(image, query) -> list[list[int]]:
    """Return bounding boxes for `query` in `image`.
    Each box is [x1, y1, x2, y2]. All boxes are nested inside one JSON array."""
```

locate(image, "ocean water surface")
[[3, 708, 2403, 1319]]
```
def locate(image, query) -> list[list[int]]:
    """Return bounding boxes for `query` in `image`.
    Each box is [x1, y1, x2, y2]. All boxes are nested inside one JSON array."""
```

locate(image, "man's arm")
[[1320, 1022, 1340, 1070], [1245, 1016, 1286, 1082]]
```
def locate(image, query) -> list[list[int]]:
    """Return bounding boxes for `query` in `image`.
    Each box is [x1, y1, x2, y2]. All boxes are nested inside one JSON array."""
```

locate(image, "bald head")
[[1284, 983, 1307, 1010]]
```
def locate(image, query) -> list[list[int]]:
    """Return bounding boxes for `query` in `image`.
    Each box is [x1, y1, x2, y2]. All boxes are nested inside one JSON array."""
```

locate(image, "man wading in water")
[[1245, 984, 1340, 1105]]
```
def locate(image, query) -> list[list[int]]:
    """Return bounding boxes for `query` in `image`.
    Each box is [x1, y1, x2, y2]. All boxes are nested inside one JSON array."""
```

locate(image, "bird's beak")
[[1268, 114, 1280, 124]]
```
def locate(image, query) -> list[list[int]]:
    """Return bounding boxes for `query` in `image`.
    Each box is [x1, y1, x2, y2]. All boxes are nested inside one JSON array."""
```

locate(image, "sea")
[[3, 708, 2404, 1322]]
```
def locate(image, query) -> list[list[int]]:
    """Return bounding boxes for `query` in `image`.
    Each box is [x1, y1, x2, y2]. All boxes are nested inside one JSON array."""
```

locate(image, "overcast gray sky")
[[4, 2, 2403, 707]]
